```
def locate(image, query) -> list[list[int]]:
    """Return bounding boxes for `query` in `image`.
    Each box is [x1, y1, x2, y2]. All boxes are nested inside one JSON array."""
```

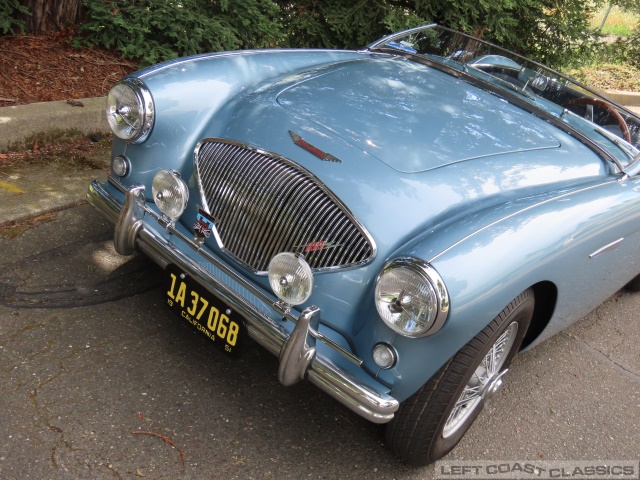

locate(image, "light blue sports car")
[[88, 25, 640, 465]]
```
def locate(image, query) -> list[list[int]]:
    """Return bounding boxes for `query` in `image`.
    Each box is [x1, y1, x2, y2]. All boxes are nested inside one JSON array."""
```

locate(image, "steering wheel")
[[564, 97, 631, 143]]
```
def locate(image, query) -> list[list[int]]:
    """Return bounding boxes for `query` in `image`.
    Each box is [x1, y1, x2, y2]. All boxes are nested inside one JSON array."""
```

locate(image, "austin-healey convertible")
[[87, 25, 640, 465]]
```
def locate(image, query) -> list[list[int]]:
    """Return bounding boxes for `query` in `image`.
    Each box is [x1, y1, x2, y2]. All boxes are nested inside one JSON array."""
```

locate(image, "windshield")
[[368, 25, 640, 162]]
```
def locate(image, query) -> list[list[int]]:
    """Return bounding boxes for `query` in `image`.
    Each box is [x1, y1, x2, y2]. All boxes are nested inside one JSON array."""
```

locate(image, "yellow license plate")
[[163, 265, 245, 355]]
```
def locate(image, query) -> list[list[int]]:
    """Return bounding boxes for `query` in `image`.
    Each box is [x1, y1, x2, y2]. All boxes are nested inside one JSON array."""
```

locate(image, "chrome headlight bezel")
[[106, 78, 155, 144], [374, 257, 449, 338]]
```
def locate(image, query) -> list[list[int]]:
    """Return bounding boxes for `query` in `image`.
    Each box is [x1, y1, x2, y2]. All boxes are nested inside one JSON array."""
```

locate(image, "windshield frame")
[[366, 24, 640, 173]]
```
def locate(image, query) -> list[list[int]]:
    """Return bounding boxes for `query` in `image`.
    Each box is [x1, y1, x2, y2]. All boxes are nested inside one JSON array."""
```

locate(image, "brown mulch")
[[0, 30, 138, 106]]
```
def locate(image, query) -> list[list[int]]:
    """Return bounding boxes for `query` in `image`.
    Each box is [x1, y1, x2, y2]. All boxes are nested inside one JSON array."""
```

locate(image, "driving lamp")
[[268, 252, 314, 306], [152, 170, 189, 223]]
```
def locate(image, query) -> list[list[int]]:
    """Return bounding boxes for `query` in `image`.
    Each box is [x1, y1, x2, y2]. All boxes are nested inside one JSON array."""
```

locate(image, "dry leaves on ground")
[[0, 29, 137, 106]]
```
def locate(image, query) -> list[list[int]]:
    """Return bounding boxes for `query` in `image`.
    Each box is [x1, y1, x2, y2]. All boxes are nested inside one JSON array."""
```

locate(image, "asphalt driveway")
[[0, 200, 638, 479]]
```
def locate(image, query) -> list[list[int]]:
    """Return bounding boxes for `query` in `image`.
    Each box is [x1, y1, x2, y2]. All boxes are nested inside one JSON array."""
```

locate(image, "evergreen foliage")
[[612, 29, 640, 68], [74, 0, 282, 66], [3, 0, 639, 70], [275, 0, 605, 68], [0, 0, 28, 34]]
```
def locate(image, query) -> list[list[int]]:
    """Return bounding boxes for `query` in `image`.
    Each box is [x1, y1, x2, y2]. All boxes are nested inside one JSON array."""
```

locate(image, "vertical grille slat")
[[250, 167, 301, 267], [194, 140, 375, 273], [224, 149, 264, 254]]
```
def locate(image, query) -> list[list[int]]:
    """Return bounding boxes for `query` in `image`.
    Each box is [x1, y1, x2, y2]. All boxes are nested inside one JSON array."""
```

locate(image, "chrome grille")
[[194, 140, 375, 273]]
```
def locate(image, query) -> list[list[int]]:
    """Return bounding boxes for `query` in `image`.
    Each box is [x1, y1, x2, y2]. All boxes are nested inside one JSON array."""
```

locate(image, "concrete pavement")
[[0, 185, 639, 480], [0, 156, 639, 480], [0, 97, 109, 153], [0, 141, 110, 227]]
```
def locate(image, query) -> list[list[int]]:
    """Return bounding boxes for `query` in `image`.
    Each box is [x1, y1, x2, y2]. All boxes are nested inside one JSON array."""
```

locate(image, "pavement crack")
[[0, 319, 48, 348], [562, 332, 640, 384]]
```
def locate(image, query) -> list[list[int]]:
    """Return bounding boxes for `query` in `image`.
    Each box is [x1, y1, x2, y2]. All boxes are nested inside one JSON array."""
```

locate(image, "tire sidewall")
[[428, 292, 535, 461], [625, 273, 640, 292]]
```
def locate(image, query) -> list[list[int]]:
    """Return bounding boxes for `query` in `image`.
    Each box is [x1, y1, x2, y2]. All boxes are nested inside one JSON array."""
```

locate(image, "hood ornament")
[[289, 131, 342, 163]]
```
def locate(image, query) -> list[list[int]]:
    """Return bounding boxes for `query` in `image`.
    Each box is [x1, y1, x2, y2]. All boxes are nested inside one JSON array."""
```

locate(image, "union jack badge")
[[193, 207, 224, 248], [194, 213, 212, 239]]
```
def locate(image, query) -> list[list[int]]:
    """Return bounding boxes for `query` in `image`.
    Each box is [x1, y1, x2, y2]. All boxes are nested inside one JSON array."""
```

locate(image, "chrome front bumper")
[[87, 178, 399, 424]]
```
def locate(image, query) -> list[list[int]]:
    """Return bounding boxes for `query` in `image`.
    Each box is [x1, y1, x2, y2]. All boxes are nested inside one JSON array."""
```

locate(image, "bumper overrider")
[[87, 177, 399, 423]]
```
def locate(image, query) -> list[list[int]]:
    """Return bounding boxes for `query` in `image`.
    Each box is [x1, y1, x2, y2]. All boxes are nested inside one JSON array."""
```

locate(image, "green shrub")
[[274, 0, 605, 69], [66, 0, 627, 71], [276, 1, 427, 49], [620, 28, 640, 67], [584, 13, 640, 69], [0, 0, 28, 34], [75, 0, 283, 66]]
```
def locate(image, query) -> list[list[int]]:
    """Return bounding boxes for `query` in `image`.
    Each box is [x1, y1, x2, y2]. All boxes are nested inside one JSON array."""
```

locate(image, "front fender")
[[374, 174, 640, 402]]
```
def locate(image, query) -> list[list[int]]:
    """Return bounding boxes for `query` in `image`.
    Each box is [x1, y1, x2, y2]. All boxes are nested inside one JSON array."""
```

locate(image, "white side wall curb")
[[606, 90, 640, 108], [0, 97, 107, 153]]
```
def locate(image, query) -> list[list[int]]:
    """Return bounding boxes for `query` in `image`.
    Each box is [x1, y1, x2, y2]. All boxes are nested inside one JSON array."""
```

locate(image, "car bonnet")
[[275, 55, 561, 173]]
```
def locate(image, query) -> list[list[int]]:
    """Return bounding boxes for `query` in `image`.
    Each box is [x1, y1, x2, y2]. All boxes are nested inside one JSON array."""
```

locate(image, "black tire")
[[624, 274, 640, 292], [385, 288, 534, 466]]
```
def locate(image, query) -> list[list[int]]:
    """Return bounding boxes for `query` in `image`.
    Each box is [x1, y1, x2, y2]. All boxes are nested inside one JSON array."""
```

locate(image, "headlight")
[[268, 252, 314, 306], [374, 258, 449, 337], [152, 170, 189, 222], [106, 78, 154, 143]]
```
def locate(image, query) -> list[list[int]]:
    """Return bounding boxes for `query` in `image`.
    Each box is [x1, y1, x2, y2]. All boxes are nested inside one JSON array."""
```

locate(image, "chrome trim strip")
[[366, 23, 437, 49], [430, 179, 620, 263], [87, 179, 398, 424], [589, 237, 625, 259]]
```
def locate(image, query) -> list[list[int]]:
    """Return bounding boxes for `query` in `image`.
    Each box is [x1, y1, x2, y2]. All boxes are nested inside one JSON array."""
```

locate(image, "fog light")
[[152, 169, 188, 223], [268, 252, 313, 306], [111, 155, 130, 177], [372, 343, 397, 369]]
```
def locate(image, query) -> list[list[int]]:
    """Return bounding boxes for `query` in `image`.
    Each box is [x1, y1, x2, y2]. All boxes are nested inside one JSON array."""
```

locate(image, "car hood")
[[275, 56, 561, 173], [207, 53, 604, 263]]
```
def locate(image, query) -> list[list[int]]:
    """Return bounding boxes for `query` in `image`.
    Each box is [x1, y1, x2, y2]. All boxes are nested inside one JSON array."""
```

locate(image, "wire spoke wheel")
[[385, 288, 535, 466], [442, 321, 518, 438]]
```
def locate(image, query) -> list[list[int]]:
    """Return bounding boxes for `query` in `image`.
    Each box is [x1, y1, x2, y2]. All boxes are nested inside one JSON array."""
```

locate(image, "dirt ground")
[[0, 31, 125, 164], [0, 30, 137, 106]]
